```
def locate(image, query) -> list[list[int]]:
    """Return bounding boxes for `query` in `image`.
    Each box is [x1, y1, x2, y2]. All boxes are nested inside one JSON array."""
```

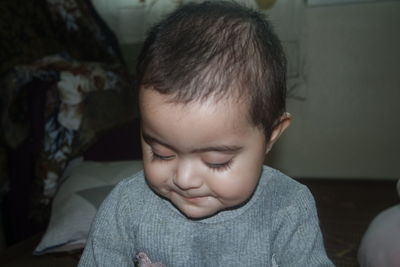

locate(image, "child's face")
[[139, 89, 267, 219]]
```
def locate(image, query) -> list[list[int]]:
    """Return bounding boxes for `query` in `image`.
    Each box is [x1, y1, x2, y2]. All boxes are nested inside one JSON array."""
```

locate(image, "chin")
[[179, 206, 219, 220]]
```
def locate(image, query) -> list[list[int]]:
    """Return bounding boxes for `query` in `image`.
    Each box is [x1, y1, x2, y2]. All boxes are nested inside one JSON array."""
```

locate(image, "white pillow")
[[34, 160, 143, 255], [357, 204, 400, 267]]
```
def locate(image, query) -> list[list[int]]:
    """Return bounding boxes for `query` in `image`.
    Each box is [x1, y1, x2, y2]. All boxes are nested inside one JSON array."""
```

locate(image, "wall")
[[268, 1, 400, 179], [95, 0, 400, 179]]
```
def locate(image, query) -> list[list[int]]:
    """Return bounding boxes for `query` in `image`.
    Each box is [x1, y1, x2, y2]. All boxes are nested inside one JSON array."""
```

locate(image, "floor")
[[300, 178, 399, 267], [0, 179, 398, 267]]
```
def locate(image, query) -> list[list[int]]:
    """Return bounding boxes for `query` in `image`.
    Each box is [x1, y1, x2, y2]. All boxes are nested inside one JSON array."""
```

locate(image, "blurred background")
[[91, 0, 400, 179]]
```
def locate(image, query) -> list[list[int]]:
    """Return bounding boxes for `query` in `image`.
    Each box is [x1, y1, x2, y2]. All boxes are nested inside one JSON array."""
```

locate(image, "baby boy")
[[79, 1, 333, 266]]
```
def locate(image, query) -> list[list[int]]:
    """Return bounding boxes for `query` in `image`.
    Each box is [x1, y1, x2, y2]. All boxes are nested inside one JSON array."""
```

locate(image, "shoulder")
[[97, 170, 152, 218], [260, 166, 316, 216], [261, 166, 313, 200], [260, 167, 333, 266], [115, 170, 148, 197]]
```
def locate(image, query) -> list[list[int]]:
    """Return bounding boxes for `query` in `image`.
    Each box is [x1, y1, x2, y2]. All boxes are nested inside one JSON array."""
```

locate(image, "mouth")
[[174, 191, 208, 203], [182, 195, 209, 204]]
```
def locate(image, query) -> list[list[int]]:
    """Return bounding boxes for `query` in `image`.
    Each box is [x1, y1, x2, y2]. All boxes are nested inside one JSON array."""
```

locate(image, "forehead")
[[139, 89, 257, 142], [139, 87, 249, 117]]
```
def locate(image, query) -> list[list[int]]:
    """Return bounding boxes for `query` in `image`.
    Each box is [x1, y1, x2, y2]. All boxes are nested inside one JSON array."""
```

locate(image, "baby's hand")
[[135, 252, 166, 267]]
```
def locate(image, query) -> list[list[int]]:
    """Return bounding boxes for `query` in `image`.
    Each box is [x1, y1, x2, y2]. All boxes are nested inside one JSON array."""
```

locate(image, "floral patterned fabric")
[[0, 0, 134, 227], [2, 55, 134, 208]]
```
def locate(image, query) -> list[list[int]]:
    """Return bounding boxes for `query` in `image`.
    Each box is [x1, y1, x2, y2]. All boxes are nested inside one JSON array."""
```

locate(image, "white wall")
[[268, 1, 400, 179], [94, 0, 400, 179]]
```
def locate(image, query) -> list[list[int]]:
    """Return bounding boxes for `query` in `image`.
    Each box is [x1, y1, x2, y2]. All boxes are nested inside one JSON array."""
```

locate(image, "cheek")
[[209, 167, 261, 203], [142, 145, 164, 185], [212, 144, 265, 203], [143, 160, 170, 188]]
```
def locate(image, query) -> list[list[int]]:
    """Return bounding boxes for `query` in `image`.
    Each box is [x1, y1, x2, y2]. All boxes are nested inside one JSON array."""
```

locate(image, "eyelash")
[[151, 151, 175, 161], [207, 160, 233, 172], [150, 150, 233, 172]]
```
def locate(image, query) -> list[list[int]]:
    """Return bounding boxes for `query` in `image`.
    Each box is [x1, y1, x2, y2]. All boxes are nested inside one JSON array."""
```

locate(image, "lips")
[[183, 196, 208, 203], [173, 191, 208, 203], [182, 193, 205, 199]]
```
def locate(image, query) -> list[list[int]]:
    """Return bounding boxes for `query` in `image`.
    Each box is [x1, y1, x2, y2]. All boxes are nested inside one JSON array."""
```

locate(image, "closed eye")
[[206, 160, 233, 171], [151, 151, 175, 161]]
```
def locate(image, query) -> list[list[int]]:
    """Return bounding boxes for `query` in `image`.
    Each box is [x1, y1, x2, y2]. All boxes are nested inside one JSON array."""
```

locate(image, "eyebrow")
[[142, 132, 243, 154]]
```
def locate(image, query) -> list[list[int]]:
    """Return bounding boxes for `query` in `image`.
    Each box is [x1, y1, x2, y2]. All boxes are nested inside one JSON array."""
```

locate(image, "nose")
[[173, 160, 202, 190]]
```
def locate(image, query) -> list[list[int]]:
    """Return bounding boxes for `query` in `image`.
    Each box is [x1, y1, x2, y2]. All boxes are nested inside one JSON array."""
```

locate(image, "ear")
[[266, 112, 292, 154]]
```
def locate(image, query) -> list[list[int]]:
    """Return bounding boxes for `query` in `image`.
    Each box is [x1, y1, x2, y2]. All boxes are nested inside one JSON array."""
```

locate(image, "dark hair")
[[136, 1, 287, 141]]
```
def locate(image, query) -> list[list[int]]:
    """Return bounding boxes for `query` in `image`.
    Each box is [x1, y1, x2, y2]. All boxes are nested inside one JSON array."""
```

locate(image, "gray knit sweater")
[[79, 166, 333, 266]]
